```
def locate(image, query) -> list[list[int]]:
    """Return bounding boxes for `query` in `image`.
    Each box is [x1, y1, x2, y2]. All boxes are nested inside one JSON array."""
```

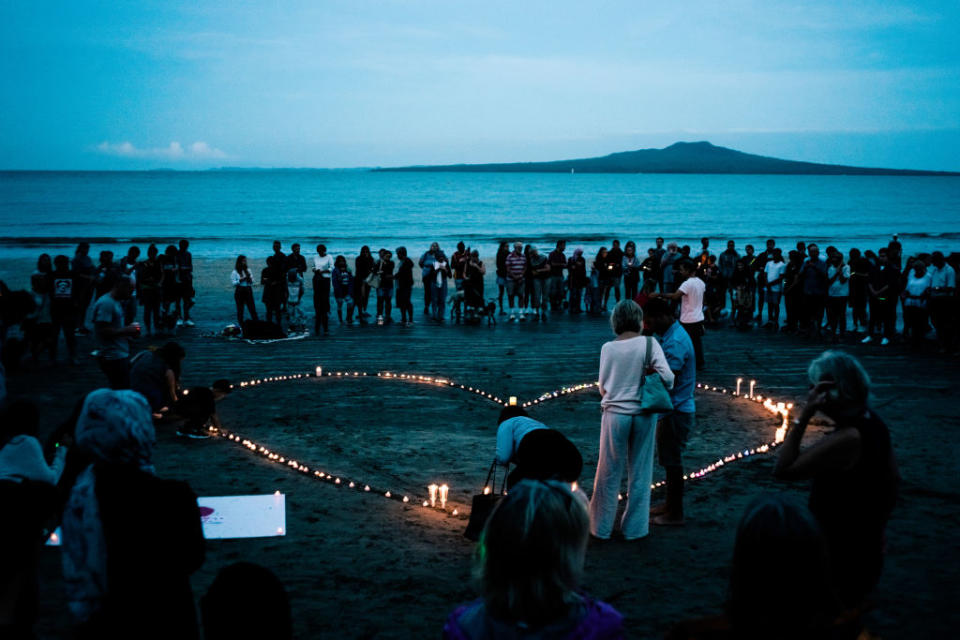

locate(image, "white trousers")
[[588, 410, 657, 540]]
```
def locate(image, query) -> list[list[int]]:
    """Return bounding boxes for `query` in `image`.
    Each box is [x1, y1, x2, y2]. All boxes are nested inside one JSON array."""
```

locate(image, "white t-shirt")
[[599, 336, 675, 415], [827, 264, 851, 297], [678, 277, 706, 323], [313, 254, 334, 278], [764, 260, 787, 292], [904, 272, 932, 307]]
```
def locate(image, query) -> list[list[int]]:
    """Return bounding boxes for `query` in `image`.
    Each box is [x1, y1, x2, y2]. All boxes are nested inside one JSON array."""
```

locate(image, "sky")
[[1, 1, 959, 170]]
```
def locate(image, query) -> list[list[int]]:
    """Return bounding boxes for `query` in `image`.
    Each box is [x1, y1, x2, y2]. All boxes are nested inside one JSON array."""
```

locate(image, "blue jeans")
[[431, 282, 447, 320]]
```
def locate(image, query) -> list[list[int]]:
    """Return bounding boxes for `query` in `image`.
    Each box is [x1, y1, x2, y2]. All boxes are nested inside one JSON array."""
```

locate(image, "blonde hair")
[[807, 350, 871, 407], [475, 480, 588, 627], [610, 299, 643, 335]]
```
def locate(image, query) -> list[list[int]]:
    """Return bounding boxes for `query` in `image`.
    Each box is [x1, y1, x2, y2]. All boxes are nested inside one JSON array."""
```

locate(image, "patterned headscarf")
[[62, 389, 156, 622]]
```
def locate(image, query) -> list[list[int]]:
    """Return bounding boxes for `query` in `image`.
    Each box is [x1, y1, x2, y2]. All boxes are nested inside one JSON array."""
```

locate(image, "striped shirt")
[[505, 252, 526, 280]]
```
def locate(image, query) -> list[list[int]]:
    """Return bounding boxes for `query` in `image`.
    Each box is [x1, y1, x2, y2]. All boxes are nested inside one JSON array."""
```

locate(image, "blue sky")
[[2, 1, 958, 170]]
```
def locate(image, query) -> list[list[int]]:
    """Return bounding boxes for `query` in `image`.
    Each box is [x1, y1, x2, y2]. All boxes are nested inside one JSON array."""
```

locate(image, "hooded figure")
[[62, 389, 204, 639]]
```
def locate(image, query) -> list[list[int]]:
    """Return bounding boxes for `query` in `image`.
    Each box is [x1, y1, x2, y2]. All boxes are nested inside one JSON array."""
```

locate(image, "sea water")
[[1, 170, 959, 260]]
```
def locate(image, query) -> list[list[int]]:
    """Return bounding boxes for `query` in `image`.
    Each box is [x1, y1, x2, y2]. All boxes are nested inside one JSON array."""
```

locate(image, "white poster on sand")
[[199, 493, 287, 539], [46, 493, 287, 545]]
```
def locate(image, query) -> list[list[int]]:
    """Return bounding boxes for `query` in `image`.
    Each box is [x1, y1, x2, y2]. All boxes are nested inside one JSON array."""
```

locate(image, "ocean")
[[1, 170, 959, 260]]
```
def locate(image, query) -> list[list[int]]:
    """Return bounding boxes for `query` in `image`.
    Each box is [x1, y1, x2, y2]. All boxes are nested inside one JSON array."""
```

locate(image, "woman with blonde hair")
[[590, 300, 674, 540], [443, 480, 623, 639], [775, 350, 898, 608]]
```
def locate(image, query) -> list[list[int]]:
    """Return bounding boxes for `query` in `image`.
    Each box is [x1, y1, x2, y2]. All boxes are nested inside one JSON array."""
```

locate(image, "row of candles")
[[213, 425, 460, 514], [222, 366, 795, 511]]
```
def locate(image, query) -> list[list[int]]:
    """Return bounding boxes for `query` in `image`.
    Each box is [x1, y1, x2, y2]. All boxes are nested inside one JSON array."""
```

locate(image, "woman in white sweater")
[[589, 300, 674, 540]]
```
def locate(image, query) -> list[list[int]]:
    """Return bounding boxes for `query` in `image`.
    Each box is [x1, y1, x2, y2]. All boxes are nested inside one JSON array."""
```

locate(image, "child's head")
[[728, 493, 839, 635], [335, 255, 346, 269], [476, 480, 588, 627], [201, 562, 291, 640]]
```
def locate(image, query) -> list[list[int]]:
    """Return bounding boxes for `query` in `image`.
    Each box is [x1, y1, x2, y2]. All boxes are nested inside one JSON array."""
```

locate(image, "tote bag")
[[639, 336, 674, 414], [464, 460, 506, 541]]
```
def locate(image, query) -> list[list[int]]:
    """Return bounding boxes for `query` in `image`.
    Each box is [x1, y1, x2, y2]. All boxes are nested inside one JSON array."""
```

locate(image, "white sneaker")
[[176, 319, 184, 326], [881, 337, 890, 346], [509, 314, 516, 322], [185, 319, 195, 327], [861, 336, 873, 344]]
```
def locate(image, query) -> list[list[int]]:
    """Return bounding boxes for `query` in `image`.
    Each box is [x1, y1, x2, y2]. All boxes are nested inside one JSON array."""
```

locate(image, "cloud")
[[95, 140, 228, 161]]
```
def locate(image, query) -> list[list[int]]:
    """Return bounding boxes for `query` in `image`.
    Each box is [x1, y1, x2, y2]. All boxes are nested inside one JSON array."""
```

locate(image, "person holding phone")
[[774, 351, 899, 609]]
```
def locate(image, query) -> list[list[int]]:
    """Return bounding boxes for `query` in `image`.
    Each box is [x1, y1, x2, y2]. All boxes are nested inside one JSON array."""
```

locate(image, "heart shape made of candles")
[[212, 369, 792, 514]]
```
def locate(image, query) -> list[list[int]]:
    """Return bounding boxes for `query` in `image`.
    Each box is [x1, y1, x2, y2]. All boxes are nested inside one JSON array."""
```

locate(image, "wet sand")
[[3, 256, 958, 639]]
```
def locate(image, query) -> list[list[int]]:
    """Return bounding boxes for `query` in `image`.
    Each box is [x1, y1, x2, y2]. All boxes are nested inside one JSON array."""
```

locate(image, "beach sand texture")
[[3, 256, 958, 639]]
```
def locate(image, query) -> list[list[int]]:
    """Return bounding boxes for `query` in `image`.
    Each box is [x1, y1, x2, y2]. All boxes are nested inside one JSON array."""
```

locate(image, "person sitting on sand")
[[443, 480, 623, 640], [494, 406, 582, 490], [667, 493, 862, 640], [774, 350, 899, 609]]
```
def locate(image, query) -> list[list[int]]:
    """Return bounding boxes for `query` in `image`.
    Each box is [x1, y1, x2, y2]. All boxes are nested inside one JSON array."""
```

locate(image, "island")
[[376, 141, 959, 176]]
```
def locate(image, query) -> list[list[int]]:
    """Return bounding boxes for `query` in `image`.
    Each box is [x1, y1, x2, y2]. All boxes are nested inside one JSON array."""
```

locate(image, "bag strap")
[[639, 336, 652, 386], [484, 459, 498, 491]]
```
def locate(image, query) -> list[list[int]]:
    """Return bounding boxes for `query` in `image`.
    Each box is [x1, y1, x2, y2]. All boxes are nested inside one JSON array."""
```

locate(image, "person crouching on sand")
[[494, 406, 582, 490], [443, 480, 624, 639]]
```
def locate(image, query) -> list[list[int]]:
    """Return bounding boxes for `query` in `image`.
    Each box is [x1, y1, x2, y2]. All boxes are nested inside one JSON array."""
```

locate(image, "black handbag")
[[464, 460, 507, 541]]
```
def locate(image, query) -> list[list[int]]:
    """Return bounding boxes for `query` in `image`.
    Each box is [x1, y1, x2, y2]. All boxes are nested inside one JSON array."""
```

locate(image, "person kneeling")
[[171, 379, 232, 439], [494, 406, 582, 489]]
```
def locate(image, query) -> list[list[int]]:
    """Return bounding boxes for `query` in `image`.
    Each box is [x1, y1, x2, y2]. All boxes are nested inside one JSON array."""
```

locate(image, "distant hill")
[[376, 141, 959, 176]]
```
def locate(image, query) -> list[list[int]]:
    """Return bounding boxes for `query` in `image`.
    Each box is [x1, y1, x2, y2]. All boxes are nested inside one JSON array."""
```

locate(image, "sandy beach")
[[3, 255, 958, 639]]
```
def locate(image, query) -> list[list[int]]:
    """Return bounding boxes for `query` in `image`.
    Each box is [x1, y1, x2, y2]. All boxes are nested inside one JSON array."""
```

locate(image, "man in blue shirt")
[[644, 298, 696, 526]]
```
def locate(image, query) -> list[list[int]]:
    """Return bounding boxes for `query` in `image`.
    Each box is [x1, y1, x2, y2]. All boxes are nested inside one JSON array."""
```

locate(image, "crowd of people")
[[0, 382, 291, 639], [481, 327, 898, 640], [0, 281, 902, 638], [234, 234, 957, 353], [0, 234, 955, 360]]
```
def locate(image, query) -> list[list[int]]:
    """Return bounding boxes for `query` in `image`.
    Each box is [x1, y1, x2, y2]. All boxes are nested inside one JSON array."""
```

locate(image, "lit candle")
[[316, 366, 322, 377], [749, 380, 756, 398], [439, 484, 449, 509], [736, 378, 743, 395], [508, 396, 518, 406], [428, 484, 438, 507], [483, 486, 491, 495]]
